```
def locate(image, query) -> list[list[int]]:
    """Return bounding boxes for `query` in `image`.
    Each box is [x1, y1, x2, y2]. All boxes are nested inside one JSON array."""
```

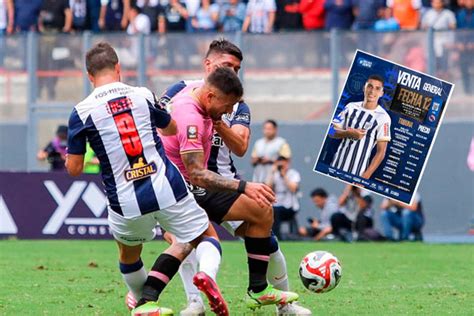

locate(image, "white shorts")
[[108, 194, 209, 246], [220, 220, 245, 236]]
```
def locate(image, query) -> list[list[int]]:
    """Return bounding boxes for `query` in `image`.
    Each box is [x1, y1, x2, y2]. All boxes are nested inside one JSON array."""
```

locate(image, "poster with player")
[[314, 50, 454, 204]]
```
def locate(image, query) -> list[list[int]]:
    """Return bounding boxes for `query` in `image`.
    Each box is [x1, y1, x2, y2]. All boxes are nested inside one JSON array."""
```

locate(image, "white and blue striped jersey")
[[68, 82, 188, 219], [331, 101, 391, 176], [159, 80, 251, 179]]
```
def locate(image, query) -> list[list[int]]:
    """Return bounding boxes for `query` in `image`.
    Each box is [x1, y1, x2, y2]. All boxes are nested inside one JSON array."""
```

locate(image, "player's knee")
[[165, 242, 193, 261], [254, 205, 273, 227]]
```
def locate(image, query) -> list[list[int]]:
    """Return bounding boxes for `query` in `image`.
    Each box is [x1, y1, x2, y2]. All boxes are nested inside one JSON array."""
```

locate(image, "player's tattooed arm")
[[181, 151, 239, 192]]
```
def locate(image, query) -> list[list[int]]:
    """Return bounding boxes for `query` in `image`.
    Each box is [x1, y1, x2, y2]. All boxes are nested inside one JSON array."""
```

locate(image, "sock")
[[119, 258, 148, 301], [178, 249, 203, 303], [141, 254, 181, 303], [195, 237, 222, 281], [268, 248, 289, 291], [244, 236, 271, 293]]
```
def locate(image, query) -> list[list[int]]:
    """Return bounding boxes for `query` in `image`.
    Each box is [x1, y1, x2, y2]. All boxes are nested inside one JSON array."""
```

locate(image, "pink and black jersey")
[[160, 80, 251, 179], [160, 88, 214, 181]]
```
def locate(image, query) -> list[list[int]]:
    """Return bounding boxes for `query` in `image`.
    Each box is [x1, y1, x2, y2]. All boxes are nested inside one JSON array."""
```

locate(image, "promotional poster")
[[314, 50, 454, 204]]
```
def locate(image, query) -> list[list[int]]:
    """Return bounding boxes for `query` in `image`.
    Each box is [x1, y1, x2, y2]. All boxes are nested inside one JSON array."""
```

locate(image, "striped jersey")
[[331, 101, 391, 176], [67, 82, 188, 219], [159, 79, 251, 179]]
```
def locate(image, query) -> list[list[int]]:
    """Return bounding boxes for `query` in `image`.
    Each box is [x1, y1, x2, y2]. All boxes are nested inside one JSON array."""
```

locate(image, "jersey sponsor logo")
[[383, 122, 390, 137], [106, 96, 133, 115], [187, 125, 198, 141], [124, 158, 158, 181], [234, 113, 250, 124], [212, 134, 224, 147]]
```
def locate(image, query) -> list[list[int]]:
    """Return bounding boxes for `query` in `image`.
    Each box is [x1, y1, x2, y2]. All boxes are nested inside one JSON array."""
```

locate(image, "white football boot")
[[180, 295, 206, 316], [277, 302, 312, 315]]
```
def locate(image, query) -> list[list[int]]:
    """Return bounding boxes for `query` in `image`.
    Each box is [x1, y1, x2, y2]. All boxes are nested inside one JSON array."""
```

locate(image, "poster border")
[[312, 49, 455, 205]]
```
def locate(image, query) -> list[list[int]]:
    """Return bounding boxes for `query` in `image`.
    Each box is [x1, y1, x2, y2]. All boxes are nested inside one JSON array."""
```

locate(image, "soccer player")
[[159, 59, 300, 312], [158, 39, 310, 316], [65, 42, 229, 316], [330, 74, 391, 179]]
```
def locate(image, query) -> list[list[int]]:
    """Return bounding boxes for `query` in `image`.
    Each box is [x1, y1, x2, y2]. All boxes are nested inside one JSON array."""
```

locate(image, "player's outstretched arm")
[[182, 151, 275, 207], [66, 154, 84, 177], [361, 141, 388, 179]]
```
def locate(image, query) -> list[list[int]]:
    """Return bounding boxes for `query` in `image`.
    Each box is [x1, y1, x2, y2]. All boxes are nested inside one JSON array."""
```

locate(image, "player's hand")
[[347, 128, 366, 140], [212, 119, 224, 130], [244, 182, 276, 208]]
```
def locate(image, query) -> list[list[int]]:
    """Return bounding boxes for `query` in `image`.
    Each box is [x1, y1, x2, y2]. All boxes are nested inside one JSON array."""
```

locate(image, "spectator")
[[87, 0, 101, 32], [99, 0, 130, 31], [422, 0, 456, 78], [136, 0, 161, 32], [127, 5, 151, 34], [275, 0, 303, 31], [299, 0, 325, 30], [380, 193, 424, 241], [421, 0, 456, 30], [351, 0, 384, 30], [242, 0, 276, 33], [70, 0, 88, 31], [298, 188, 339, 241], [219, 0, 246, 32], [158, 0, 189, 32], [265, 156, 301, 240], [251, 119, 291, 183], [191, 0, 219, 31], [37, 125, 68, 171], [456, 0, 474, 94], [0, 0, 14, 35], [374, 7, 400, 31], [38, 0, 73, 99], [386, 0, 421, 30], [39, 0, 73, 33], [324, 0, 354, 30], [14, 0, 42, 32], [353, 195, 384, 241], [457, 0, 474, 29]]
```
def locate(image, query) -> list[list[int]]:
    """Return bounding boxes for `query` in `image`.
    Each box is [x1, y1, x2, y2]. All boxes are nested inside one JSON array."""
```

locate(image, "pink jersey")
[[161, 85, 213, 181]]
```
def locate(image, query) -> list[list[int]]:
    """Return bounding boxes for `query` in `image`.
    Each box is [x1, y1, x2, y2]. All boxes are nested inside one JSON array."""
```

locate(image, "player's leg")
[[233, 224, 311, 315], [159, 194, 228, 315], [163, 231, 205, 316], [108, 210, 155, 305], [222, 195, 299, 309]]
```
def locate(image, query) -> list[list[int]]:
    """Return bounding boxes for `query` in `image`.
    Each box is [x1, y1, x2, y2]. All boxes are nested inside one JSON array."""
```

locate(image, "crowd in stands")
[[0, 0, 473, 35]]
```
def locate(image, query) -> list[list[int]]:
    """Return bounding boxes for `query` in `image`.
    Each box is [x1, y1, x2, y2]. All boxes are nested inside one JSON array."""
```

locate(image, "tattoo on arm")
[[182, 151, 239, 192]]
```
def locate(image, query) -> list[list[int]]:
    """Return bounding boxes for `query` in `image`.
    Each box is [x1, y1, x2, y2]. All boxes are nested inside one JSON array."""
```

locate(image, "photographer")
[[265, 155, 300, 240], [37, 125, 68, 171]]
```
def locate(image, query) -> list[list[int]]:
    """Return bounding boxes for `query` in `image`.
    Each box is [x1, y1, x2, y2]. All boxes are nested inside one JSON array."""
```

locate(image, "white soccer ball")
[[299, 251, 342, 293]]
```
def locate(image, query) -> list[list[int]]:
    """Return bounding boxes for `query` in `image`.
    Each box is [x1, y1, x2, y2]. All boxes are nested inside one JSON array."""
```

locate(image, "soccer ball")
[[299, 251, 342, 293]]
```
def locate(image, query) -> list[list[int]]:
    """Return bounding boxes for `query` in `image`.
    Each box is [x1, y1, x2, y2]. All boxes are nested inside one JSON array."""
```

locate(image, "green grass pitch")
[[0, 240, 473, 315]]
